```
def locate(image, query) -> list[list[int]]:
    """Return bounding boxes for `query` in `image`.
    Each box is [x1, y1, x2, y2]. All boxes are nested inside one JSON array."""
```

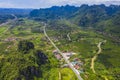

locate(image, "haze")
[[0, 0, 120, 8]]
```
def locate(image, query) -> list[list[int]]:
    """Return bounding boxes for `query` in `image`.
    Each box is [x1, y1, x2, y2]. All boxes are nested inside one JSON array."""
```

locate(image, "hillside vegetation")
[[30, 5, 120, 41]]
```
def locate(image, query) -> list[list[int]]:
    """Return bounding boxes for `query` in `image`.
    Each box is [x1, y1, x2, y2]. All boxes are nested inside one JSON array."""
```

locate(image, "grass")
[[0, 27, 6, 34], [60, 68, 78, 80]]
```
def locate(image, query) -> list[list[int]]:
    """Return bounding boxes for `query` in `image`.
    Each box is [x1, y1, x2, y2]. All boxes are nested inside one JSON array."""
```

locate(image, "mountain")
[[30, 4, 120, 41], [29, 4, 120, 25], [103, 1, 120, 6], [0, 8, 32, 15], [71, 4, 120, 26], [30, 5, 79, 20], [71, 5, 120, 42], [0, 8, 32, 23]]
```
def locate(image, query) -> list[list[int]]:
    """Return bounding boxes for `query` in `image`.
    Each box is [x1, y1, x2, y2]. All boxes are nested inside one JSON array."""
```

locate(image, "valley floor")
[[0, 19, 119, 80]]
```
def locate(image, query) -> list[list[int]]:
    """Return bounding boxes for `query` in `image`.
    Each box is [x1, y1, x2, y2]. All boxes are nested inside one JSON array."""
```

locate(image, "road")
[[0, 14, 17, 27], [59, 71, 61, 80], [90, 40, 106, 73], [43, 24, 83, 80], [0, 21, 9, 27], [67, 33, 71, 41]]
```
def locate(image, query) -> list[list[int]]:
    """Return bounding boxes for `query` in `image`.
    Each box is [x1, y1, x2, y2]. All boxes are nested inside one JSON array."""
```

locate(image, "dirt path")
[[67, 33, 71, 41], [59, 72, 61, 80], [102, 75, 109, 80], [90, 40, 106, 73]]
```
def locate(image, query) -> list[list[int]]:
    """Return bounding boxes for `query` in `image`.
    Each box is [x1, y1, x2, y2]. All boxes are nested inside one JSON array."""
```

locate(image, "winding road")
[[0, 14, 17, 27], [90, 40, 106, 73], [43, 24, 83, 80], [67, 33, 71, 41]]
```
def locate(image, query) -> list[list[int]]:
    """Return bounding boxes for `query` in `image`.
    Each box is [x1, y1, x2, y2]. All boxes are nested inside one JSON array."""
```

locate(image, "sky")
[[0, 0, 120, 8]]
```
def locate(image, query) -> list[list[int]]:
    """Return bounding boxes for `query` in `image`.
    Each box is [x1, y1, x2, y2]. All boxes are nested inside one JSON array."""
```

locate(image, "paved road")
[[43, 24, 83, 80]]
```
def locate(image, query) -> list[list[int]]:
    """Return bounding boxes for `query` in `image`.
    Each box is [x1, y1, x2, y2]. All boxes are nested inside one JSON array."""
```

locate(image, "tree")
[[35, 50, 48, 65], [18, 40, 34, 53]]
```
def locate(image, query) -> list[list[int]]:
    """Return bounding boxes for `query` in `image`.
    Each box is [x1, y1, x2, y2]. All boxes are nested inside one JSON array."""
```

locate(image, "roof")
[[55, 54, 62, 60], [74, 65, 80, 69]]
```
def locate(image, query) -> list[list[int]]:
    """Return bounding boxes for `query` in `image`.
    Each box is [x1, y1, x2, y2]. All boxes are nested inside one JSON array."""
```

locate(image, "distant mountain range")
[[30, 4, 120, 42], [0, 4, 120, 40], [0, 8, 32, 15], [0, 8, 32, 23], [103, 1, 120, 6]]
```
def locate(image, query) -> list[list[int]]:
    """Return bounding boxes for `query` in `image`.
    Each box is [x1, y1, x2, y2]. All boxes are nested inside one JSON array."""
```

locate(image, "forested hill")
[[0, 8, 32, 15], [71, 4, 120, 27], [29, 4, 120, 28], [0, 8, 32, 24], [71, 5, 120, 40], [30, 5, 79, 20], [30, 4, 120, 41]]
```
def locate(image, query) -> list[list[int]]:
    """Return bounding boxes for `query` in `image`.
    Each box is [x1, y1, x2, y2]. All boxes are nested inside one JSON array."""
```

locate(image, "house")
[[4, 37, 17, 42], [53, 50, 58, 54], [55, 54, 62, 60], [74, 64, 80, 69], [71, 58, 84, 71], [53, 50, 62, 60]]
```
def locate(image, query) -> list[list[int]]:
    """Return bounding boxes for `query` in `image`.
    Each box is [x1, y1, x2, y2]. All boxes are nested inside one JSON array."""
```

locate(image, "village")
[[53, 49, 84, 74]]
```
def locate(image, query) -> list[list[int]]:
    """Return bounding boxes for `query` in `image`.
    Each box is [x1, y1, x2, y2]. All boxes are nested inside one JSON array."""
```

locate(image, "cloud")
[[0, 2, 15, 8], [0, 0, 119, 8]]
